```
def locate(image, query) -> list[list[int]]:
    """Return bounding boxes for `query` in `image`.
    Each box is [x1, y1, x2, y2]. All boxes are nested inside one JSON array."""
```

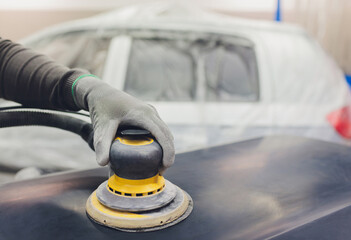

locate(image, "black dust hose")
[[0, 110, 94, 150]]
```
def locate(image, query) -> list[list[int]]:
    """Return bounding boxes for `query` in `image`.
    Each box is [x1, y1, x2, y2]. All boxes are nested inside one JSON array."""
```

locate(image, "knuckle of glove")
[[147, 104, 160, 116], [123, 104, 156, 123]]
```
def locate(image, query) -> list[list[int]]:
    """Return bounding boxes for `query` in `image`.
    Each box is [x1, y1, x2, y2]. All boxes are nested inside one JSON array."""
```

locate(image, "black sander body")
[[86, 128, 193, 232]]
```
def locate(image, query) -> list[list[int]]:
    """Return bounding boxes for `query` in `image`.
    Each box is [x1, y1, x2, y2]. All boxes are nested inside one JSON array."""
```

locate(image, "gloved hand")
[[73, 76, 175, 174]]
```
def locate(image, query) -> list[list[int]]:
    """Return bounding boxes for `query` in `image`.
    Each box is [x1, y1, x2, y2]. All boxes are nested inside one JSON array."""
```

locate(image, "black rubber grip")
[[109, 135, 162, 180]]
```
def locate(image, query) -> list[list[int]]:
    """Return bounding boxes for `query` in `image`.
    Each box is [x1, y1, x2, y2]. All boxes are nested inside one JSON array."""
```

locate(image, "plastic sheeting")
[[0, 2, 349, 177], [125, 39, 196, 101], [31, 32, 111, 77], [125, 38, 258, 102]]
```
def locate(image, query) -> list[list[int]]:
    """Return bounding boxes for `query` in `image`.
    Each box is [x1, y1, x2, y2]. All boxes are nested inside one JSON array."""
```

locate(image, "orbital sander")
[[86, 128, 193, 232]]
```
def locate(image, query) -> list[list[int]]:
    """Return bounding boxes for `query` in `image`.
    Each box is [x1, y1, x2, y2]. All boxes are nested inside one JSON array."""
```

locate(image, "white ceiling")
[[0, 0, 295, 11]]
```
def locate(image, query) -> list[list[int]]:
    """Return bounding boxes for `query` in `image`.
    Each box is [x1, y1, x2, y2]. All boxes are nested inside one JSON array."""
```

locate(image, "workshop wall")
[[1, 0, 349, 76], [0, 10, 102, 40], [291, 0, 351, 75]]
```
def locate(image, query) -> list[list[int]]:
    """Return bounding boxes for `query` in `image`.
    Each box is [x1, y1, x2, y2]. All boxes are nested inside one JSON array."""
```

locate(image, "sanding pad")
[[96, 179, 178, 212], [86, 185, 193, 232]]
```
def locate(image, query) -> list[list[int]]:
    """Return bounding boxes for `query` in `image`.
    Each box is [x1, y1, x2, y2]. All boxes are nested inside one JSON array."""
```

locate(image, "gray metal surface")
[[1, 136, 351, 239]]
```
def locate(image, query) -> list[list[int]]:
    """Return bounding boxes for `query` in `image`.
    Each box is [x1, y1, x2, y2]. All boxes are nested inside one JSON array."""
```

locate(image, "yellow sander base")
[[86, 186, 193, 232]]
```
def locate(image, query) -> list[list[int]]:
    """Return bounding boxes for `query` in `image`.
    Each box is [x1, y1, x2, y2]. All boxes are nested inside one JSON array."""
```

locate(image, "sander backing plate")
[[86, 186, 193, 232], [96, 179, 177, 212]]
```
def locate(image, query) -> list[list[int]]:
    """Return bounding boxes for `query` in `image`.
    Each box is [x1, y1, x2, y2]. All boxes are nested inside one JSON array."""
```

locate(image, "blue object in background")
[[275, 0, 281, 22], [346, 75, 351, 87]]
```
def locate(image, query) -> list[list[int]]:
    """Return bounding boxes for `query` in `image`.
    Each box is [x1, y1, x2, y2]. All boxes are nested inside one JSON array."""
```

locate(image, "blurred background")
[[2, 0, 289, 41], [1, 0, 350, 76], [1, 0, 351, 182]]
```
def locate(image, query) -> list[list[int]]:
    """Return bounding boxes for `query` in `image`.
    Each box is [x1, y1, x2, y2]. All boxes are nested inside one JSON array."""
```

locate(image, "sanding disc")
[[96, 179, 177, 212], [86, 185, 193, 232]]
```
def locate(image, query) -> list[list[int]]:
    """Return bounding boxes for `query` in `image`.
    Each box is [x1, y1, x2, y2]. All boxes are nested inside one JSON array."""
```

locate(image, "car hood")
[[1, 136, 351, 239]]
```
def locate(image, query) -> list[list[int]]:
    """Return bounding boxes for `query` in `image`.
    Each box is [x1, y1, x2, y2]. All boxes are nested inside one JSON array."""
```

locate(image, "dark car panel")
[[1, 136, 351, 239]]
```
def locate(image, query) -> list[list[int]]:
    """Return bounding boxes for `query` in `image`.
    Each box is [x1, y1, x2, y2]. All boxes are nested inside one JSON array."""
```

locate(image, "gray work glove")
[[73, 77, 175, 174]]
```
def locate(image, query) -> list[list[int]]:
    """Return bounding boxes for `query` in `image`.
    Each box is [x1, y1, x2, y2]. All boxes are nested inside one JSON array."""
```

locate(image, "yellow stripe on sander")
[[108, 174, 165, 196], [115, 136, 153, 146]]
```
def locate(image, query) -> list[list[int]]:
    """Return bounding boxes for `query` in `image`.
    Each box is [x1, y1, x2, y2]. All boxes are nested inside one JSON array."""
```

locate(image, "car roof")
[[21, 2, 306, 45]]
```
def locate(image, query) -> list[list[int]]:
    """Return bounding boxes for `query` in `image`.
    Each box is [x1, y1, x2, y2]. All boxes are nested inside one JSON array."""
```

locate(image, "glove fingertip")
[[97, 156, 109, 166], [93, 120, 119, 166], [94, 141, 109, 166], [158, 166, 166, 176], [163, 155, 175, 168], [159, 147, 175, 174]]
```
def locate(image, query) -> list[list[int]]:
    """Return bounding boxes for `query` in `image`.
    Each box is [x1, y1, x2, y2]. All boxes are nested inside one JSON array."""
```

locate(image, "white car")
[[0, 2, 349, 173]]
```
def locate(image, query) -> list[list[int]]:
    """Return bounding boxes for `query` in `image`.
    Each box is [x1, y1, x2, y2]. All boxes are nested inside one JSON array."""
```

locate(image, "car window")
[[125, 37, 259, 102], [204, 43, 259, 102], [30, 32, 112, 77], [125, 39, 196, 101], [30, 32, 259, 103]]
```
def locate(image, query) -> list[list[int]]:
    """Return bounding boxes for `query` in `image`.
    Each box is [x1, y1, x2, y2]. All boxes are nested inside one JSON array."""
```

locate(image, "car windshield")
[[125, 39, 196, 101], [30, 31, 259, 102], [125, 37, 259, 102]]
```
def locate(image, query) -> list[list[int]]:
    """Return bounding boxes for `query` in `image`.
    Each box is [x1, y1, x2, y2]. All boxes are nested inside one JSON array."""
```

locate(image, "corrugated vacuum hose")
[[0, 107, 94, 150]]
